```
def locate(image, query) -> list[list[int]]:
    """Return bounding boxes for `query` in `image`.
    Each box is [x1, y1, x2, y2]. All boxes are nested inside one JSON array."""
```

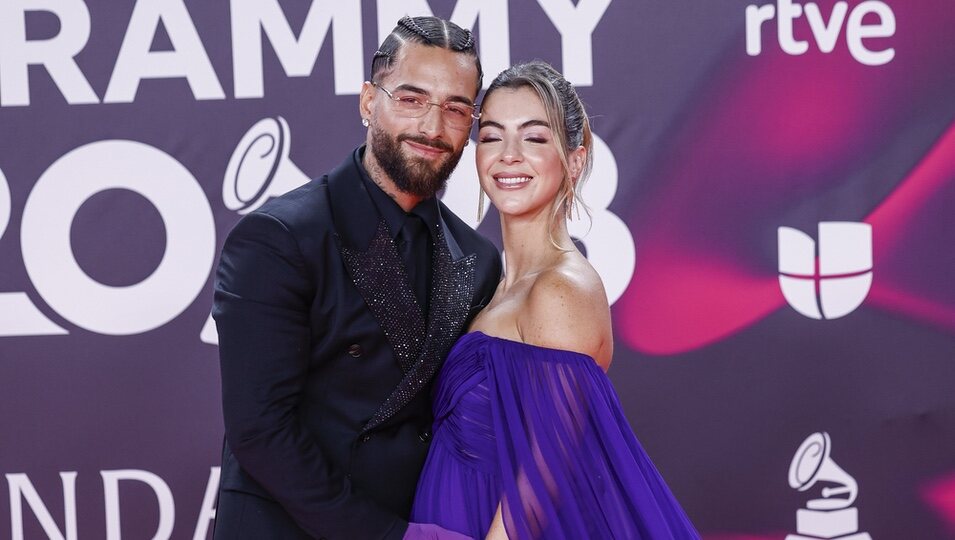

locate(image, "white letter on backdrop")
[[846, 1, 895, 66], [105, 0, 225, 102], [536, 0, 611, 86], [6, 472, 78, 540], [192, 467, 221, 540], [101, 470, 175, 540], [232, 0, 363, 97], [20, 141, 216, 336], [745, 3, 776, 56], [0, 0, 97, 106]]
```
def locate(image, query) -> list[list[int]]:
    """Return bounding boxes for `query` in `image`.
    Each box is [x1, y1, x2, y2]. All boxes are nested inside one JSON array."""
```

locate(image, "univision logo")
[[778, 222, 872, 319]]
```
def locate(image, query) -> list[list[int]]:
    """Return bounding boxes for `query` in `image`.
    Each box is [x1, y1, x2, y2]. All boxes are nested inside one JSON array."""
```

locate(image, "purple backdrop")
[[1, 1, 954, 538]]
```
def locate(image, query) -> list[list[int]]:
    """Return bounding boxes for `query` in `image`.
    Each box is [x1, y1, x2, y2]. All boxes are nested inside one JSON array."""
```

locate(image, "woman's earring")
[[477, 189, 485, 222], [362, 118, 370, 127]]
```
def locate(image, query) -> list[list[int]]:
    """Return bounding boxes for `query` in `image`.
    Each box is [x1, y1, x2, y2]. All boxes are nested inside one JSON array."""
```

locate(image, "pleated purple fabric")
[[411, 332, 700, 539]]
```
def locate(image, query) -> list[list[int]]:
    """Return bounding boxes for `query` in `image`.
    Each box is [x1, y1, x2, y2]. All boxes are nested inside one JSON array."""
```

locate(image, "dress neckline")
[[462, 331, 597, 363]]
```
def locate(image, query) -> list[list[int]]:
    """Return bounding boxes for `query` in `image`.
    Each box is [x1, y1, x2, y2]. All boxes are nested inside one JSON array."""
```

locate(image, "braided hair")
[[371, 16, 482, 93]]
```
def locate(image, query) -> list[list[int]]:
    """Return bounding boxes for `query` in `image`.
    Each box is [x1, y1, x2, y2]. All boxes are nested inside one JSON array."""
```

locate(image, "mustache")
[[397, 134, 453, 153]]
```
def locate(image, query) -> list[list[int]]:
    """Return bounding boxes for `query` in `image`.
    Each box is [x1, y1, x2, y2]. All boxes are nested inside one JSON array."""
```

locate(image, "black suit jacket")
[[212, 149, 501, 540]]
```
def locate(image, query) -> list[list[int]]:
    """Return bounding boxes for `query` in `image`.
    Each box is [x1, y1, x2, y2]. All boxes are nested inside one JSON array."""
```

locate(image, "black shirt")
[[354, 146, 436, 313]]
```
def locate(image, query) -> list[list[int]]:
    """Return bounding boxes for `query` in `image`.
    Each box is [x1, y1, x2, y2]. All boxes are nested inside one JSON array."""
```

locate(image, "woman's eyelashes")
[[478, 132, 550, 144]]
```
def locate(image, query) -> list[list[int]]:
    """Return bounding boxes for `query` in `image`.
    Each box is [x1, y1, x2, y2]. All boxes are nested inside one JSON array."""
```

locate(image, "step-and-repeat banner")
[[2, 1, 953, 538]]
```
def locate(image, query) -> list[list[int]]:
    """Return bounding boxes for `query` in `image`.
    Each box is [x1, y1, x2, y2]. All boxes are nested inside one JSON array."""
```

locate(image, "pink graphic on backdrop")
[[618, 118, 955, 355], [922, 472, 955, 536], [866, 121, 955, 332], [615, 2, 955, 355]]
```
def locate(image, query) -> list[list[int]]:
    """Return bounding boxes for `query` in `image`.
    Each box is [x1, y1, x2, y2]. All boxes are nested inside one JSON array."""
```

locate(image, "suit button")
[[347, 344, 362, 357], [418, 430, 431, 442]]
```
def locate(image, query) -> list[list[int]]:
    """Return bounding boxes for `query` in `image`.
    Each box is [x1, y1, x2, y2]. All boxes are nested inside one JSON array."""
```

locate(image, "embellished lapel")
[[361, 219, 477, 434], [329, 152, 479, 433], [330, 148, 428, 372], [340, 220, 426, 373]]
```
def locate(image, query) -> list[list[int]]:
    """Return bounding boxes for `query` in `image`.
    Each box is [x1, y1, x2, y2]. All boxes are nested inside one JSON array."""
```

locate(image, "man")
[[212, 16, 501, 540]]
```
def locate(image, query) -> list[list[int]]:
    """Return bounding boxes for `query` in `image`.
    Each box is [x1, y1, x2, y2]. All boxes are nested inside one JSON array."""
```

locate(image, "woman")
[[410, 61, 700, 539]]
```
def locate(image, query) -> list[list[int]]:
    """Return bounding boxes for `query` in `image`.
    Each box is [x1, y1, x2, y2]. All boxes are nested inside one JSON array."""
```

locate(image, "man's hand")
[[403, 522, 473, 540]]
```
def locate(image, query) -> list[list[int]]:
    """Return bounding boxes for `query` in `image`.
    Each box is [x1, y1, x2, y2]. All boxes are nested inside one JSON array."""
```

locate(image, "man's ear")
[[358, 81, 375, 124]]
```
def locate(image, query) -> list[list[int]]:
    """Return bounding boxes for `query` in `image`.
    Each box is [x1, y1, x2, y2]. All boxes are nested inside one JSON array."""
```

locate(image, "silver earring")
[[362, 118, 369, 127], [477, 189, 485, 222]]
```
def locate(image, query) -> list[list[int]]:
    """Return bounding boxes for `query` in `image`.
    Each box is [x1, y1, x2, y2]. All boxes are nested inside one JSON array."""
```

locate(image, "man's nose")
[[417, 104, 444, 139]]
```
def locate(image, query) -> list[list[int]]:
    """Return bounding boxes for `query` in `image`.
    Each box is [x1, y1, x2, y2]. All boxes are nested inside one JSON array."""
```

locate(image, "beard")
[[369, 124, 463, 198]]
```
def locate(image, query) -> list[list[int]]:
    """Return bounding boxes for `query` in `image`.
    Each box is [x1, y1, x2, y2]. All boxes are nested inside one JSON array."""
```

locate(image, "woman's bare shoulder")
[[517, 255, 612, 367]]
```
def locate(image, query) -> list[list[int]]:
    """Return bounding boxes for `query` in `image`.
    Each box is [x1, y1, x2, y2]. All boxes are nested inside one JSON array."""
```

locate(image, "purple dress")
[[411, 332, 700, 539]]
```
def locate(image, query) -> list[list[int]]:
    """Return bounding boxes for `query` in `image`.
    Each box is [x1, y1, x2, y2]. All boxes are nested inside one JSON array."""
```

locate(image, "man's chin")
[[402, 164, 451, 198], [402, 147, 448, 169], [405, 158, 451, 182]]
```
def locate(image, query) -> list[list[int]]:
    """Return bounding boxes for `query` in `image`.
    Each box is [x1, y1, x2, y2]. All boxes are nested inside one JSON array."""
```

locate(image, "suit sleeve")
[[213, 211, 406, 540]]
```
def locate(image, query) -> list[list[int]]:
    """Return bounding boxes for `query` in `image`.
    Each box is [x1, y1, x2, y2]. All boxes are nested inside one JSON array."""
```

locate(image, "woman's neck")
[[499, 209, 574, 289]]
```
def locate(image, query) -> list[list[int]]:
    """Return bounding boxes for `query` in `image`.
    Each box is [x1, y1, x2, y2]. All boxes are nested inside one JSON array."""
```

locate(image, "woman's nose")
[[501, 138, 522, 163]]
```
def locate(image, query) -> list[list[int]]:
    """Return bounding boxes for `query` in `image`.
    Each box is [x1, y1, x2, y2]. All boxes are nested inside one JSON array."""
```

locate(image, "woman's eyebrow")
[[478, 119, 550, 130]]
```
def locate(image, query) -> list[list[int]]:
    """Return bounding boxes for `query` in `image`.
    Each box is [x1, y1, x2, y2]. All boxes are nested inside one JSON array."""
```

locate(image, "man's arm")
[[214, 211, 406, 540]]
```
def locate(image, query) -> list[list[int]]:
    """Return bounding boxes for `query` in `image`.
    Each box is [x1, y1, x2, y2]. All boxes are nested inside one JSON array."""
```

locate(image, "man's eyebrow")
[[393, 83, 428, 95], [478, 119, 551, 130], [392, 84, 474, 106]]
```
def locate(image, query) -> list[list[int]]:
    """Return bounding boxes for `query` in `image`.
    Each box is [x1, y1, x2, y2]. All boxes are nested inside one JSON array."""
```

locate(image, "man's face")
[[360, 43, 479, 198]]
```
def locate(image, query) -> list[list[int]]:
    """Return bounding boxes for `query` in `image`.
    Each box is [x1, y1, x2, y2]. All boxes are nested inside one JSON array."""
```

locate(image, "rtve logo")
[[745, 0, 896, 66], [777, 222, 873, 319]]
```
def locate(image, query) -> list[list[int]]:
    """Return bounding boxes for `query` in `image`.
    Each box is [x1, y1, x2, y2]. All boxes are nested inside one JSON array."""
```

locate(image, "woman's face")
[[475, 87, 568, 221]]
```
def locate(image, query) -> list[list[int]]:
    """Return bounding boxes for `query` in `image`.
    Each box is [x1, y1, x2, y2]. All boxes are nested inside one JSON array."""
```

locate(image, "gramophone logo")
[[223, 116, 310, 215], [778, 222, 872, 319], [786, 432, 872, 540]]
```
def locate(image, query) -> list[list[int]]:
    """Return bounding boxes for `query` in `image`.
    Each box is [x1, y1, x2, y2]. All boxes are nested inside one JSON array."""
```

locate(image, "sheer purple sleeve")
[[482, 339, 700, 539]]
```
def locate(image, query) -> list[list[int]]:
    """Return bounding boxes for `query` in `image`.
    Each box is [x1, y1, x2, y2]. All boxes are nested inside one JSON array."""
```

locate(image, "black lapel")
[[361, 219, 477, 434], [327, 150, 381, 251]]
